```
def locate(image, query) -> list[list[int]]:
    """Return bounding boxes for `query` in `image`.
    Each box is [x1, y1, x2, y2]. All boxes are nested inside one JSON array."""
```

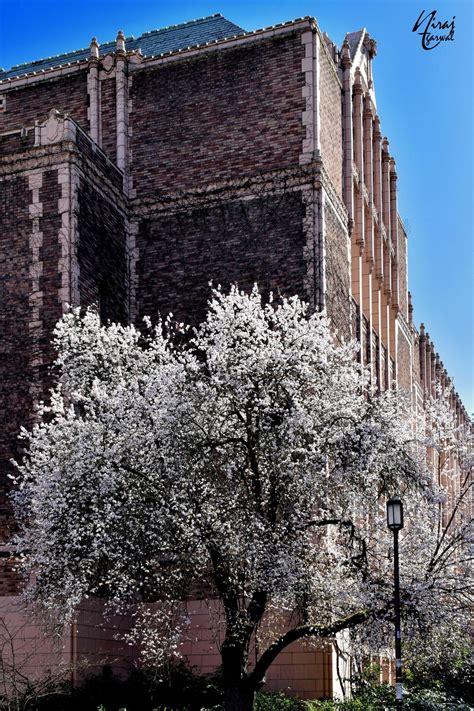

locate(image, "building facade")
[[0, 12, 470, 698]]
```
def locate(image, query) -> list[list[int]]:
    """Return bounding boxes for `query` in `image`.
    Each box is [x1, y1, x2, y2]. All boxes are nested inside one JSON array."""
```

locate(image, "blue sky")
[[1, 0, 472, 413]]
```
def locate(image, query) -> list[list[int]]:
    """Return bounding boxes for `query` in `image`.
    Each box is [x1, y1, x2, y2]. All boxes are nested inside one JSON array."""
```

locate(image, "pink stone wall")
[[397, 329, 412, 392], [0, 596, 136, 691], [74, 599, 137, 677], [179, 599, 333, 700]]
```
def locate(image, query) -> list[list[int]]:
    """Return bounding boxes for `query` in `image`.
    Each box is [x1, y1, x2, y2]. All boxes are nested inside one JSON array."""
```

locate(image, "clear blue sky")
[[1, 0, 472, 413]]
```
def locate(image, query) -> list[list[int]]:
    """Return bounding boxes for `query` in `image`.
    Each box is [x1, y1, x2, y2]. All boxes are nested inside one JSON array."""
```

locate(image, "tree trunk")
[[224, 683, 255, 711], [221, 635, 256, 711]]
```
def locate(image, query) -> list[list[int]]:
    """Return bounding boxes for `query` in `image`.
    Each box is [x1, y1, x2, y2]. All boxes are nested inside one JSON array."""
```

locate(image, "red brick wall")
[[0, 174, 31, 546], [0, 169, 61, 589], [76, 129, 123, 190], [319, 40, 343, 198], [38, 170, 62, 391], [100, 78, 117, 163], [77, 176, 128, 324], [137, 191, 306, 326], [0, 130, 35, 157], [130, 34, 305, 196], [0, 73, 88, 133]]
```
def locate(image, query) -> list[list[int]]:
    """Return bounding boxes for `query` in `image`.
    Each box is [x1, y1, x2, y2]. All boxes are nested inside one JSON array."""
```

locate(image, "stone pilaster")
[[373, 116, 383, 281], [382, 138, 391, 298], [115, 31, 128, 174], [390, 158, 399, 309], [28, 170, 44, 402], [419, 323, 427, 391], [341, 39, 353, 219], [426, 332, 434, 395], [435, 352, 441, 390], [353, 71, 364, 180], [353, 71, 364, 248], [87, 38, 100, 145], [315, 188, 326, 312], [126, 220, 139, 322], [57, 164, 80, 309], [363, 95, 374, 261], [300, 29, 320, 164]]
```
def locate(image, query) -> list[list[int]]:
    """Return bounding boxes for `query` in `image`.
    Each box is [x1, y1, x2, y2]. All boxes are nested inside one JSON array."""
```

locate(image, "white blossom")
[[12, 286, 472, 704]]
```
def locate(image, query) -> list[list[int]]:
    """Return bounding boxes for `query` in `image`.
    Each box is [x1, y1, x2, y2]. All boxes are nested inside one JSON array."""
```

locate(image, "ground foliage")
[[1, 661, 471, 711]]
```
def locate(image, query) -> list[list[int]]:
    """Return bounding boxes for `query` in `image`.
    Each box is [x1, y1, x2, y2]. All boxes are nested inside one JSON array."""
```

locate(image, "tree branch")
[[250, 609, 370, 687]]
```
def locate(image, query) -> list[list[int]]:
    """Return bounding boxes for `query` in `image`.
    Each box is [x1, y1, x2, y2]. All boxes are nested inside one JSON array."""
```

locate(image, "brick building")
[[0, 12, 470, 698]]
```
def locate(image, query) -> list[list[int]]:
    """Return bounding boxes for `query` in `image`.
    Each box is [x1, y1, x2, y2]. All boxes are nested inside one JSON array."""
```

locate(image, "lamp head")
[[387, 496, 404, 531]]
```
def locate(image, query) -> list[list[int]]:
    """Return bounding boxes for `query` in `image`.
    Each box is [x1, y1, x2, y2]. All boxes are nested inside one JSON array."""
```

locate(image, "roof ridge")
[[6, 46, 102, 72], [0, 14, 226, 76], [0, 16, 321, 81], [137, 13, 224, 38]]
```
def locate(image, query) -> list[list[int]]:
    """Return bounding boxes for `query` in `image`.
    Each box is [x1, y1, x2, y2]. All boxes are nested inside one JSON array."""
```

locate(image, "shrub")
[[0, 662, 223, 711], [254, 690, 307, 710]]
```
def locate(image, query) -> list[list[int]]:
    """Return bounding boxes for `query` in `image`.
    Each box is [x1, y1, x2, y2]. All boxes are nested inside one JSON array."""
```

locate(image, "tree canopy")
[[13, 286, 472, 710]]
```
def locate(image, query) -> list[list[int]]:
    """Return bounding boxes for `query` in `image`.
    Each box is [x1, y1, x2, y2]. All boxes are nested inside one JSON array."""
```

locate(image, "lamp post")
[[387, 496, 404, 711]]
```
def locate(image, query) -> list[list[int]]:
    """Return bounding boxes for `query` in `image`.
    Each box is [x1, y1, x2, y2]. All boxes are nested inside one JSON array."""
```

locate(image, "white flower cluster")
[[12, 286, 472, 677]]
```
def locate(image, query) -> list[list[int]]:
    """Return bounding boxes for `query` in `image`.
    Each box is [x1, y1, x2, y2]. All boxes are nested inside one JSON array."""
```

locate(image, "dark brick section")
[[0, 170, 62, 590], [0, 175, 31, 546], [38, 170, 62, 394], [0, 144, 127, 590], [77, 177, 128, 324], [0, 558, 23, 596], [0, 130, 35, 157], [100, 78, 117, 163], [137, 191, 306, 327], [76, 129, 123, 190], [0, 73, 89, 133], [131, 34, 305, 196]]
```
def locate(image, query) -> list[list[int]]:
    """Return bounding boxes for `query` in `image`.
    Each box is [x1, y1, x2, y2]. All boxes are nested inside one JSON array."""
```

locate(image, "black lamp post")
[[387, 496, 404, 711]]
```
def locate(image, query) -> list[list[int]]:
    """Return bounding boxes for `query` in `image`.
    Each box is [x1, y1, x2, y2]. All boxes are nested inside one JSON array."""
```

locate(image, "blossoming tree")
[[13, 287, 472, 711]]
